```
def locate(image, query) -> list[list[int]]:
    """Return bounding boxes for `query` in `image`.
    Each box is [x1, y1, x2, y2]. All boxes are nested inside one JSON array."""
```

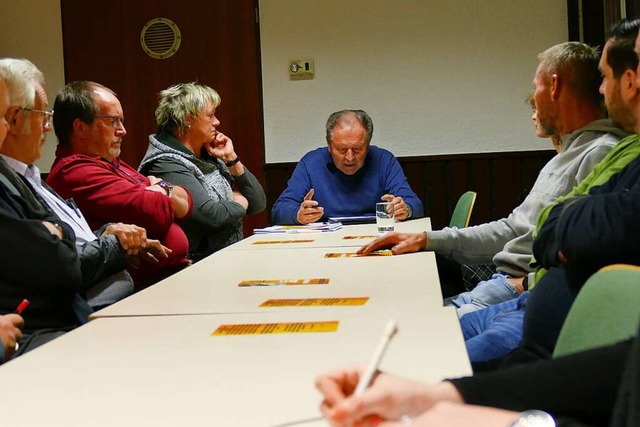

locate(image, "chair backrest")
[[449, 191, 477, 228], [553, 264, 640, 358]]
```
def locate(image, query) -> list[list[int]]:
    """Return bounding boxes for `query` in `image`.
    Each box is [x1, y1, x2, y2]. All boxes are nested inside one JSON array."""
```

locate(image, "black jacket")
[[534, 154, 640, 291], [0, 179, 82, 332]]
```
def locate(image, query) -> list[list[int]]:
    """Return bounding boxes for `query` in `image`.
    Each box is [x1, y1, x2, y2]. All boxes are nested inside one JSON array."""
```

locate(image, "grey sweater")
[[426, 119, 629, 277], [139, 132, 266, 262]]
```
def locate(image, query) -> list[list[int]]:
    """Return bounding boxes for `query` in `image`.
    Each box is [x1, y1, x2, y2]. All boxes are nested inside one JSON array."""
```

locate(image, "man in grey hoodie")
[[358, 41, 629, 317]]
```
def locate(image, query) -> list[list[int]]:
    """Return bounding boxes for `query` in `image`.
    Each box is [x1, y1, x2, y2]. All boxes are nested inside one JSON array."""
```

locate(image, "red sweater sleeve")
[[47, 155, 175, 237]]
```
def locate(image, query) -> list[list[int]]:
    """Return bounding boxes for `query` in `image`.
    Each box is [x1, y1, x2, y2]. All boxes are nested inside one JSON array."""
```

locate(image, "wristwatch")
[[52, 222, 65, 235], [157, 181, 174, 197], [511, 410, 556, 427], [225, 157, 240, 167]]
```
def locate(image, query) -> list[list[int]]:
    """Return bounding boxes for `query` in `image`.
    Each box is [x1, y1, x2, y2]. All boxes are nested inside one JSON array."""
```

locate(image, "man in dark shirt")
[[0, 62, 83, 358]]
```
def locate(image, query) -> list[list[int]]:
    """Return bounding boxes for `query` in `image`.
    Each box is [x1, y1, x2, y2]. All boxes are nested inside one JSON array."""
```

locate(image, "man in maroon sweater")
[[47, 81, 193, 287]]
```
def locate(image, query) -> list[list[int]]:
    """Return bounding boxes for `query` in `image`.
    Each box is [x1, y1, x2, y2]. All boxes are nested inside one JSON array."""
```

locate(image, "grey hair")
[[537, 42, 602, 108], [0, 58, 44, 108], [325, 110, 374, 144], [155, 82, 221, 135]]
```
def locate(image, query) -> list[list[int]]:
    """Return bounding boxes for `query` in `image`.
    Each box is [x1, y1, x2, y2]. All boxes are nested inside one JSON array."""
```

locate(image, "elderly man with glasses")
[[46, 81, 194, 288], [0, 59, 170, 309], [0, 65, 82, 358]]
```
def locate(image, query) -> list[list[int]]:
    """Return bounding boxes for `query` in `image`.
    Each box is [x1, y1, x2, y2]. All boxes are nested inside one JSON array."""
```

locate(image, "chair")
[[552, 264, 640, 358], [449, 191, 477, 229], [448, 191, 482, 290]]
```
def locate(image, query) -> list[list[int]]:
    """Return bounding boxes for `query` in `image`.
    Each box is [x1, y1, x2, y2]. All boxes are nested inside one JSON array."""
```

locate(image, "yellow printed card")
[[259, 297, 369, 307], [324, 250, 393, 258], [212, 321, 339, 335], [252, 239, 315, 245], [238, 278, 330, 287]]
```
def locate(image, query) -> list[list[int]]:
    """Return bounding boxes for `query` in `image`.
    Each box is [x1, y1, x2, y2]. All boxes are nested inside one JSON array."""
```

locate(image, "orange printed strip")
[[259, 297, 369, 307], [238, 278, 330, 287], [252, 239, 315, 245], [342, 235, 378, 240], [212, 321, 339, 335], [324, 250, 393, 258]]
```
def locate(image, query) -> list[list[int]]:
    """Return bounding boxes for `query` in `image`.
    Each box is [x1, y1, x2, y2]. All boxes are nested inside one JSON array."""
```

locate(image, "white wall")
[[0, 1, 568, 167], [260, 0, 568, 163], [0, 0, 65, 171]]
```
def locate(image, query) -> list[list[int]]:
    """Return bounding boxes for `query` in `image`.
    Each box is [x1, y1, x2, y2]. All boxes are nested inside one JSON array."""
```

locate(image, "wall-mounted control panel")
[[288, 59, 315, 77]]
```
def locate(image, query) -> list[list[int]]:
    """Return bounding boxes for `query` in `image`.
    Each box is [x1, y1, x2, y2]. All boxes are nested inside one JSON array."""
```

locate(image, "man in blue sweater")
[[271, 109, 423, 224]]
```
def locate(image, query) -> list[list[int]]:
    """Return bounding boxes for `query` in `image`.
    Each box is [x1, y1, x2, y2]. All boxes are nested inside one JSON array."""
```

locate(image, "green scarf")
[[531, 133, 640, 286]]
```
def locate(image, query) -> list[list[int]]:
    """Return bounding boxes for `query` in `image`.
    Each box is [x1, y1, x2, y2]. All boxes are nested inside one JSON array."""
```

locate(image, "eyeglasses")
[[21, 108, 54, 128], [95, 115, 125, 128]]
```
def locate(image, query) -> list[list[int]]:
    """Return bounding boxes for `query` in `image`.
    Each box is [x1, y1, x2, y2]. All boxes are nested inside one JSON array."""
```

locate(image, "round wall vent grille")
[[140, 18, 181, 59]]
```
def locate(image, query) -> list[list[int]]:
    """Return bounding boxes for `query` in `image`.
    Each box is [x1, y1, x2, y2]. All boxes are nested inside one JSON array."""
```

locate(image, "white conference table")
[[0, 309, 471, 427], [226, 217, 432, 251], [92, 247, 443, 318]]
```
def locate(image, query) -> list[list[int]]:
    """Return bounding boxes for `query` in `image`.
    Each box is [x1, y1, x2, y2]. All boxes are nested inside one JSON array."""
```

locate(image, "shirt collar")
[[0, 155, 43, 187], [0, 154, 30, 176]]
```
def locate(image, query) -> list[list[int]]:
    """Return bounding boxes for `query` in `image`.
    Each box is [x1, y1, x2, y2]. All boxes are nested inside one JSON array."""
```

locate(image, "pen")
[[13, 299, 29, 352], [269, 320, 398, 427], [14, 298, 29, 315], [353, 319, 399, 396], [67, 198, 81, 218]]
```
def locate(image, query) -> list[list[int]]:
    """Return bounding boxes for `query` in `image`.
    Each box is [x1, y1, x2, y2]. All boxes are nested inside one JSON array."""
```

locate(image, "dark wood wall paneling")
[[265, 150, 555, 230], [60, 0, 267, 231], [627, 0, 640, 19], [568, 0, 640, 46], [567, 0, 606, 47]]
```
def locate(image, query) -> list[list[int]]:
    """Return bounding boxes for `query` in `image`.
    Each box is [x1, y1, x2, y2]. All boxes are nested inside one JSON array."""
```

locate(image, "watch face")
[[512, 410, 556, 427], [158, 181, 173, 196]]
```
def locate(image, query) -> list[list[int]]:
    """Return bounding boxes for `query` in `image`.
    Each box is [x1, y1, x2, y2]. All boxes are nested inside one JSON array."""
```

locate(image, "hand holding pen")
[[314, 320, 426, 427], [315, 318, 466, 427], [0, 299, 27, 361], [352, 320, 398, 396], [273, 320, 406, 427]]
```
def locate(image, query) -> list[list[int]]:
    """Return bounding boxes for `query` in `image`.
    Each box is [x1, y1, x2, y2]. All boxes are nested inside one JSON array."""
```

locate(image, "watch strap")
[[225, 157, 240, 167]]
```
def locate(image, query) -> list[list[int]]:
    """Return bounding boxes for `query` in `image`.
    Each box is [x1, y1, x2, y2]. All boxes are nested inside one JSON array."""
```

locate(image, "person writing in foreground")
[[315, 323, 638, 427], [271, 110, 423, 224]]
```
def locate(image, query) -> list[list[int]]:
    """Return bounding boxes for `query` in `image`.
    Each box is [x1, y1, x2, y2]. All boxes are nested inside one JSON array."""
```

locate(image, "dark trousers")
[[435, 253, 466, 298]]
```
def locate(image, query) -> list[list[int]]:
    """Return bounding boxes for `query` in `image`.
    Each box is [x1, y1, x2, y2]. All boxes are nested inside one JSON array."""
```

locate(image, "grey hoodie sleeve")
[[427, 125, 625, 275], [426, 218, 521, 265]]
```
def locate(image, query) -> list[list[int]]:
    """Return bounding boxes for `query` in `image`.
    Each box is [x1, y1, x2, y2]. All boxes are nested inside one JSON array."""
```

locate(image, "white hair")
[[0, 58, 44, 108]]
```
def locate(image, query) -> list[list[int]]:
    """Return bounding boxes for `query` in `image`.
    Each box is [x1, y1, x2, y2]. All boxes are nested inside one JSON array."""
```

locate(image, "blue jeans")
[[446, 273, 520, 317], [460, 291, 530, 362]]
